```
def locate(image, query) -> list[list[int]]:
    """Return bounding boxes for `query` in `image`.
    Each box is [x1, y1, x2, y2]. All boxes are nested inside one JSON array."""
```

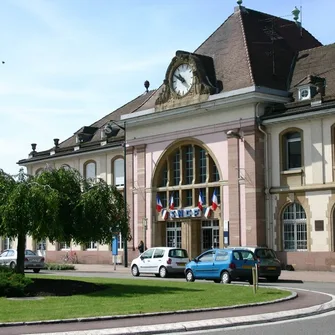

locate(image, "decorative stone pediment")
[[155, 50, 217, 112]]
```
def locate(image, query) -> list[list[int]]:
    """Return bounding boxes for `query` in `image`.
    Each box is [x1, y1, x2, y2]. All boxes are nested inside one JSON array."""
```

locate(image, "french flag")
[[161, 209, 168, 220], [169, 193, 175, 210], [156, 195, 163, 213], [198, 190, 204, 211], [204, 207, 211, 218], [211, 189, 218, 211]]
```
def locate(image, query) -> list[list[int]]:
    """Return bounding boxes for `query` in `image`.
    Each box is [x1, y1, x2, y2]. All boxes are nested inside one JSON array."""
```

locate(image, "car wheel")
[[266, 276, 279, 282], [185, 270, 195, 282], [33, 269, 40, 273], [9, 262, 16, 270], [221, 271, 231, 284], [159, 266, 168, 278], [131, 265, 140, 277]]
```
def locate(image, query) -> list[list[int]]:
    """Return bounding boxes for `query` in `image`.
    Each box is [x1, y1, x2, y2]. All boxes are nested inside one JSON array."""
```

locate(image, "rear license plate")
[[242, 265, 252, 269], [177, 262, 186, 266], [267, 267, 276, 270]]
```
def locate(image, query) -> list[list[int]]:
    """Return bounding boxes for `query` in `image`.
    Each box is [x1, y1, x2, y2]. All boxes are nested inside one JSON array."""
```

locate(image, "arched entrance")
[[332, 206, 335, 252], [152, 141, 222, 256]]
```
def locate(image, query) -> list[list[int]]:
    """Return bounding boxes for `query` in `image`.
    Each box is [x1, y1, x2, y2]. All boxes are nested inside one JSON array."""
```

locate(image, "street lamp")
[[104, 120, 128, 268], [142, 217, 148, 250]]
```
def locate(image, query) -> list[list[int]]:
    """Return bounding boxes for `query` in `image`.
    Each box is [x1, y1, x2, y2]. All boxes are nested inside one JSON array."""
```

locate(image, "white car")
[[131, 247, 189, 278], [0, 249, 45, 273]]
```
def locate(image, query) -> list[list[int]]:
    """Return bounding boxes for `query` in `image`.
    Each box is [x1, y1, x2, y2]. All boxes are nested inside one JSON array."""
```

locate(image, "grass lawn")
[[0, 275, 291, 322]]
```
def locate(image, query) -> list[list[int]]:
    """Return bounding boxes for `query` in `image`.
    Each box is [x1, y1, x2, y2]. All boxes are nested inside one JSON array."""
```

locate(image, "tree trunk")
[[16, 233, 26, 274]]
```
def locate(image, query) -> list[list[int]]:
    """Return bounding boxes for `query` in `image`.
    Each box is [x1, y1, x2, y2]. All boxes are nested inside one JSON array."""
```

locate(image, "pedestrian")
[[138, 240, 144, 254]]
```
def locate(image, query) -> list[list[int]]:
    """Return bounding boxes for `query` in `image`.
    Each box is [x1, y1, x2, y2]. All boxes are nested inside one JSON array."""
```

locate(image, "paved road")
[[168, 310, 335, 335], [1, 271, 335, 335]]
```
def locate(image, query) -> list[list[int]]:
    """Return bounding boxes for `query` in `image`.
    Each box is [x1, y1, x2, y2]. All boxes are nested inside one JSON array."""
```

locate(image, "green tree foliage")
[[0, 167, 129, 274]]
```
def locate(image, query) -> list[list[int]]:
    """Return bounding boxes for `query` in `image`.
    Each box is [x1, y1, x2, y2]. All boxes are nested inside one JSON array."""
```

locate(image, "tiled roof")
[[140, 6, 322, 112], [196, 7, 321, 92], [290, 43, 335, 97], [19, 6, 324, 164], [262, 43, 335, 120]]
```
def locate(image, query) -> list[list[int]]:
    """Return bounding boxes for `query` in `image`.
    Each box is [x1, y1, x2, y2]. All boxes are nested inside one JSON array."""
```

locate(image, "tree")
[[0, 167, 129, 274], [0, 169, 59, 274]]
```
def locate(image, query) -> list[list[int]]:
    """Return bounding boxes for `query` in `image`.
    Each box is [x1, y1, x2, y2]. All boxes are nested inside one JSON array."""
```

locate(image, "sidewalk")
[[73, 263, 335, 283]]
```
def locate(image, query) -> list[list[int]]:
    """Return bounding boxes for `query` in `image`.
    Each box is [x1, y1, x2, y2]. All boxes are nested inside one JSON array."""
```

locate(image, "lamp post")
[[104, 120, 128, 267], [142, 217, 148, 250]]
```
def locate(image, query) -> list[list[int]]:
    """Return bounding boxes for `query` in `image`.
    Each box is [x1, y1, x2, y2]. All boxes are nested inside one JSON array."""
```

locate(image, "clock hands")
[[174, 73, 186, 84]]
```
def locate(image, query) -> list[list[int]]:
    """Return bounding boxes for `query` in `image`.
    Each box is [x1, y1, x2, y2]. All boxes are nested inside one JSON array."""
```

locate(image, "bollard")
[[252, 267, 256, 294]]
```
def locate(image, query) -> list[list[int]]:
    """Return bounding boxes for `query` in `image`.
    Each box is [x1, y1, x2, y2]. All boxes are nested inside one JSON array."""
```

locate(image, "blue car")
[[184, 248, 257, 284]]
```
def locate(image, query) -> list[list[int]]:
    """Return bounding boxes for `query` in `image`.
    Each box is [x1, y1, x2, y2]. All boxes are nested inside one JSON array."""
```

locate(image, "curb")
[[24, 290, 335, 335], [0, 287, 296, 327]]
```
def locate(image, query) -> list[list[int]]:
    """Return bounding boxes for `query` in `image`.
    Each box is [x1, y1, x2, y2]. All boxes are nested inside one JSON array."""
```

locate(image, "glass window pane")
[[173, 150, 180, 185], [213, 162, 219, 182], [185, 190, 192, 207], [199, 148, 207, 183], [185, 145, 193, 184], [287, 141, 301, 169], [173, 191, 180, 207], [114, 158, 124, 186], [161, 162, 168, 187], [85, 162, 96, 180]]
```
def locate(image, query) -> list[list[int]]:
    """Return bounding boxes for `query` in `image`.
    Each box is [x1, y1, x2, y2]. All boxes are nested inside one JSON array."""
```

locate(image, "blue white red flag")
[[211, 189, 218, 211], [198, 190, 204, 211], [169, 193, 175, 210], [156, 194, 163, 213]]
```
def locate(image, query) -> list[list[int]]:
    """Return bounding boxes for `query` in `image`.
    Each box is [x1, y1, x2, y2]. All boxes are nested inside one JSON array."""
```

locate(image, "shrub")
[[45, 263, 75, 271], [0, 266, 32, 297]]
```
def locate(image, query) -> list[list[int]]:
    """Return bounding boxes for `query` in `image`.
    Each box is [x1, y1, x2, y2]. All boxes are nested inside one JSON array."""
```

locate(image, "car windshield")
[[168, 249, 188, 258], [255, 248, 276, 259], [25, 250, 37, 256]]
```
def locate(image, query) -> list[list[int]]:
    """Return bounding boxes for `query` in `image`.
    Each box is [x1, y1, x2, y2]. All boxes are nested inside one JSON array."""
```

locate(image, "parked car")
[[0, 249, 45, 273], [184, 248, 257, 284], [131, 247, 189, 278], [231, 246, 281, 282]]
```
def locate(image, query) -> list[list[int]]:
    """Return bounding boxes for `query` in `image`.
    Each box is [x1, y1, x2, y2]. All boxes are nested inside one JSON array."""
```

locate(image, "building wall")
[[268, 113, 335, 270]]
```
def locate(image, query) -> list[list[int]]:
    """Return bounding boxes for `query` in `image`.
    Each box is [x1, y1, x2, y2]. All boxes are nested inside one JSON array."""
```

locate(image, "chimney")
[[53, 138, 60, 148]]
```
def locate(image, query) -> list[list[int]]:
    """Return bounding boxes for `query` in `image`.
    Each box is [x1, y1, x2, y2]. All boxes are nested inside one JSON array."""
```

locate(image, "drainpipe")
[[255, 103, 272, 249], [321, 118, 326, 184]]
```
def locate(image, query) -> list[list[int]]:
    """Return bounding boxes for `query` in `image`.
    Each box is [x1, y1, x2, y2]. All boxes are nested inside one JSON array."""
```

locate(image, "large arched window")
[[84, 161, 96, 180], [155, 144, 220, 209], [282, 202, 307, 251], [35, 168, 44, 176], [61, 164, 71, 170], [113, 158, 124, 187]]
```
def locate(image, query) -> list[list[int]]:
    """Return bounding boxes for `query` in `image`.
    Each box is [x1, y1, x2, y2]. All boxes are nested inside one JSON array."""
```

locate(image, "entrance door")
[[202, 229, 212, 251], [201, 220, 220, 252], [166, 222, 182, 248]]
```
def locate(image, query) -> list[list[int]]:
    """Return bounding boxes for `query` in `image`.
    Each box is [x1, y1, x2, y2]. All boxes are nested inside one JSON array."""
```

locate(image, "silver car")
[[0, 249, 45, 273]]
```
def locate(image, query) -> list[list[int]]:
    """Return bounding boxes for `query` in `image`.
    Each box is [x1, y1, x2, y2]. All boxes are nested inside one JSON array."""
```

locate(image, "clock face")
[[171, 63, 194, 96]]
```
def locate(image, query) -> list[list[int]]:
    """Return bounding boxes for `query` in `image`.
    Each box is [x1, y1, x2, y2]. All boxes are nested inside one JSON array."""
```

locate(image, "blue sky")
[[0, 0, 333, 174]]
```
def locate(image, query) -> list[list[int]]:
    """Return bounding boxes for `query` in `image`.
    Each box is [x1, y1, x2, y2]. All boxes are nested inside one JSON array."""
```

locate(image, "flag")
[[161, 209, 168, 220], [169, 193, 174, 210], [211, 189, 218, 211], [204, 207, 211, 218], [156, 194, 163, 213], [198, 190, 203, 211]]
